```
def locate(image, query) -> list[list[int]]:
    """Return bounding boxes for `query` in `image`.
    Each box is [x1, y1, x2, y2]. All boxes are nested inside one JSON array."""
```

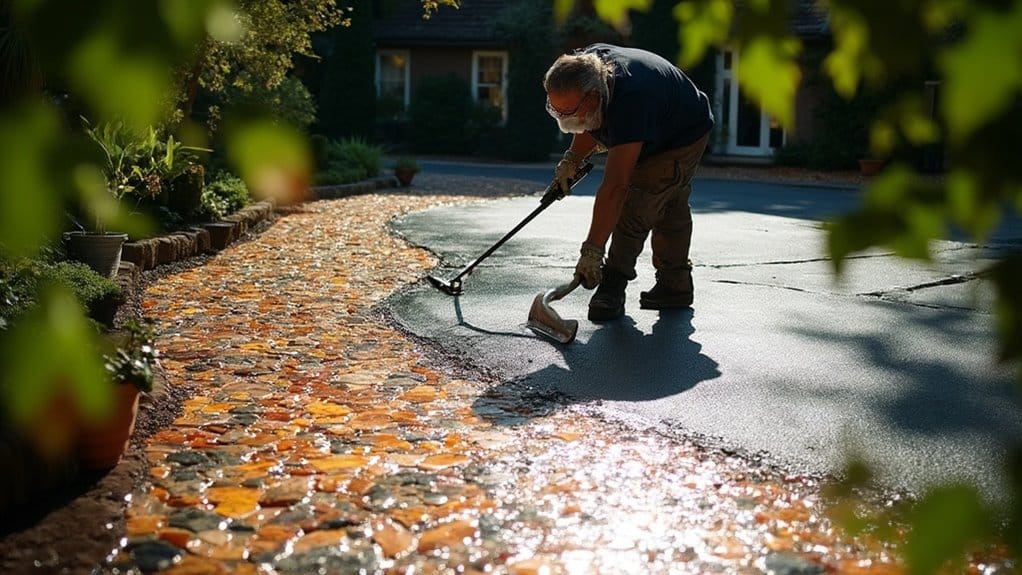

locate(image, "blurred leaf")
[[989, 254, 1022, 368], [0, 285, 111, 450], [904, 484, 990, 575], [204, 0, 244, 42], [736, 35, 801, 129], [68, 33, 173, 130], [939, 4, 1022, 143], [553, 0, 573, 23], [593, 0, 651, 30], [674, 0, 734, 68], [870, 120, 897, 156], [226, 119, 312, 205], [159, 0, 220, 46], [0, 102, 61, 258], [946, 171, 1000, 241], [823, 6, 880, 98]]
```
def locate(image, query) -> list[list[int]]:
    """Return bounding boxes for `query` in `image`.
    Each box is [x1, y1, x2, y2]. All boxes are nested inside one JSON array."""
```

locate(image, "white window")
[[472, 51, 508, 122], [376, 50, 410, 117]]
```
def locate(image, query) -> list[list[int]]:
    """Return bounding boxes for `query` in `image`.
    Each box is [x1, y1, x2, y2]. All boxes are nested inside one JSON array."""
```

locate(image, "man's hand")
[[552, 149, 580, 198], [575, 242, 604, 289]]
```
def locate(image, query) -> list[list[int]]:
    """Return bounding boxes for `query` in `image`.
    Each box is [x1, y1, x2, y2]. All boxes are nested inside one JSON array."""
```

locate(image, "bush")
[[328, 136, 382, 177], [310, 134, 330, 171], [409, 75, 477, 154], [197, 174, 250, 221], [315, 167, 367, 186], [1, 258, 120, 329]]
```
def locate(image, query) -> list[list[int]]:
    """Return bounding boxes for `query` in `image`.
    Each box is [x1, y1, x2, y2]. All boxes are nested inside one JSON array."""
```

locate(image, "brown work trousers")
[[605, 132, 710, 291]]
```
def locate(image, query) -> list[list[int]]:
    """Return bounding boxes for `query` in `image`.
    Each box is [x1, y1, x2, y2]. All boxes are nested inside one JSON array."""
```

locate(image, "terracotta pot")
[[78, 385, 140, 470], [394, 168, 416, 187], [858, 158, 884, 177]]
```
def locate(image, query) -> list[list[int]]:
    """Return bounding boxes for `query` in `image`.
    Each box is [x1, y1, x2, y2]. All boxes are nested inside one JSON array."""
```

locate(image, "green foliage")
[[409, 75, 501, 155], [316, 3, 375, 139], [314, 167, 367, 186], [330, 136, 383, 178], [182, 0, 345, 127], [393, 157, 420, 173], [103, 319, 158, 393], [225, 76, 318, 131], [494, 0, 558, 161], [198, 173, 251, 221], [1, 257, 120, 329]]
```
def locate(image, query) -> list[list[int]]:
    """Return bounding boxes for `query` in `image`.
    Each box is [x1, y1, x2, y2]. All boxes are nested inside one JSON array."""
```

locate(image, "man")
[[544, 43, 714, 321]]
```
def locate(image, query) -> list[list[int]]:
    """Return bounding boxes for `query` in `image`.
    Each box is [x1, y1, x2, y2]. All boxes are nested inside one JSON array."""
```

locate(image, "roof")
[[372, 0, 509, 47], [372, 0, 830, 47]]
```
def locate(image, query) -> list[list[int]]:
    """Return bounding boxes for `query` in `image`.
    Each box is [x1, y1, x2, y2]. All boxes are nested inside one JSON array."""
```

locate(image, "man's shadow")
[[471, 309, 721, 426]]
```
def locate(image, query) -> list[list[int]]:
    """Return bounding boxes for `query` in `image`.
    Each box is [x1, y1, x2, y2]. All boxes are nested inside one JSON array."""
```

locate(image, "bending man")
[[544, 43, 714, 321]]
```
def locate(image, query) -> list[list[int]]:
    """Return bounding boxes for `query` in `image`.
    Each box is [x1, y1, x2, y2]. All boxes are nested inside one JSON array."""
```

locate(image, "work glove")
[[552, 150, 580, 198], [575, 242, 604, 289]]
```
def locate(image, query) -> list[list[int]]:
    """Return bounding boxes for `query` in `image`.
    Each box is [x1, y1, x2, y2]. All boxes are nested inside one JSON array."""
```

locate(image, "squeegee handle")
[[450, 161, 594, 284]]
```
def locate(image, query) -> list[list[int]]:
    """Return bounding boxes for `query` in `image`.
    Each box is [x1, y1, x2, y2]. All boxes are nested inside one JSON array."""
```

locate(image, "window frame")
[[471, 50, 509, 123], [375, 49, 411, 111]]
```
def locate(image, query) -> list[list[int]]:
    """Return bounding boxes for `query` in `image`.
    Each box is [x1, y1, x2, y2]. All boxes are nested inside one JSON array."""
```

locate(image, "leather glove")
[[575, 242, 604, 289], [552, 150, 580, 198]]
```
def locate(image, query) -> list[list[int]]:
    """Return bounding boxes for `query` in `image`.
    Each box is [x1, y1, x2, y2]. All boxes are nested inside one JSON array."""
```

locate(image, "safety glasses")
[[545, 91, 593, 119]]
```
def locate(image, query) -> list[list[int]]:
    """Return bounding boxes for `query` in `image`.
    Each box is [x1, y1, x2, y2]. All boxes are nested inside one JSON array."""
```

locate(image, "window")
[[472, 51, 508, 122], [376, 50, 410, 117]]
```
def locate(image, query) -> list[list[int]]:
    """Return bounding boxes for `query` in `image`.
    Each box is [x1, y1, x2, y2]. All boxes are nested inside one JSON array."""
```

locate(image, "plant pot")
[[66, 231, 128, 279], [394, 168, 416, 187], [858, 158, 884, 177], [78, 384, 140, 470]]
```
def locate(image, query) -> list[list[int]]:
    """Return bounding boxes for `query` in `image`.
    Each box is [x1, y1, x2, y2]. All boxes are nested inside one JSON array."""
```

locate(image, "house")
[[372, 0, 511, 123], [371, 0, 834, 162]]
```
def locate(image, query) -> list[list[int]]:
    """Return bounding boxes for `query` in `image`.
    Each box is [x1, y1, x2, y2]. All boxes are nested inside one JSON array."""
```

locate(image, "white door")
[[713, 49, 785, 157]]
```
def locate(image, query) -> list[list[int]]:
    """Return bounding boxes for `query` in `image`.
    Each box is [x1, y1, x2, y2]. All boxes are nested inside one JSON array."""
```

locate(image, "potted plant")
[[78, 319, 159, 470], [392, 157, 421, 187]]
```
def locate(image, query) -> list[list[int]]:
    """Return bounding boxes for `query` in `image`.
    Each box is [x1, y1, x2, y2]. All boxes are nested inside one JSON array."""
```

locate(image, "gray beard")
[[556, 107, 602, 134]]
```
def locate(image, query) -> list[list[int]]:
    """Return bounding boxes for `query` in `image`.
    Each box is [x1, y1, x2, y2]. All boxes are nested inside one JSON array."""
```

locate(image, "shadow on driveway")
[[471, 309, 722, 426]]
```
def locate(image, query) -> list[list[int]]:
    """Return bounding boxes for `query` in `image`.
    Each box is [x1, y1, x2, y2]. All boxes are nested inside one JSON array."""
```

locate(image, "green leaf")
[[593, 0, 652, 30], [226, 120, 312, 205], [0, 285, 111, 428], [0, 102, 61, 258], [736, 35, 801, 129], [823, 6, 881, 98], [67, 32, 173, 131], [939, 4, 1022, 143], [553, 0, 574, 23], [673, 0, 734, 68], [904, 485, 991, 575]]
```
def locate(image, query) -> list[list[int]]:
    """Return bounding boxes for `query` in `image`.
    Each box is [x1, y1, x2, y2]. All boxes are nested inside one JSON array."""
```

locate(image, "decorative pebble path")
[[101, 188, 914, 575]]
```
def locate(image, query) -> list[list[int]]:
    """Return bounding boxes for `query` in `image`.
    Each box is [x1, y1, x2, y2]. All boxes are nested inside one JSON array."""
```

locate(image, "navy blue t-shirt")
[[583, 44, 714, 160]]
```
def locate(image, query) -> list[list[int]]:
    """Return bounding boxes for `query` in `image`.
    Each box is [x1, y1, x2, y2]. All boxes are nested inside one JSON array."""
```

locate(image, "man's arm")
[[585, 141, 642, 249]]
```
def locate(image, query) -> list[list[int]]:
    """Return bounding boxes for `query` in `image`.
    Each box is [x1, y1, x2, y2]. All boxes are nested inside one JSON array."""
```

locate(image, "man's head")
[[543, 52, 611, 134]]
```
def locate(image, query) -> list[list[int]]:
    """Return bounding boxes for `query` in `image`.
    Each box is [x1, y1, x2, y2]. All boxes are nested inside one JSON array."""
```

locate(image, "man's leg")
[[641, 133, 709, 309], [590, 150, 689, 321]]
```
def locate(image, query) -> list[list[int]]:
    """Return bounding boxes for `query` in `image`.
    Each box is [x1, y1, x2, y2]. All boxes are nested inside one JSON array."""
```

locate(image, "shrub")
[[315, 167, 367, 186], [1, 258, 120, 329], [409, 75, 476, 154], [197, 174, 250, 221], [327, 136, 383, 177]]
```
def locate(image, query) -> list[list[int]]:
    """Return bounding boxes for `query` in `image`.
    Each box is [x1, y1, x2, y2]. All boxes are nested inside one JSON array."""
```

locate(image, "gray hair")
[[543, 52, 611, 103]]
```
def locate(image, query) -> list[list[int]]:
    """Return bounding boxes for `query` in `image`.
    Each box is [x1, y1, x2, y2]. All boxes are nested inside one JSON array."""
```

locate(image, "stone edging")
[[309, 175, 399, 200], [115, 175, 399, 285]]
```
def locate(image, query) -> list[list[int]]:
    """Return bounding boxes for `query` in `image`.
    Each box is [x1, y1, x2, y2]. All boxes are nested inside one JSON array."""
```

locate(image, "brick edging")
[[309, 175, 399, 200]]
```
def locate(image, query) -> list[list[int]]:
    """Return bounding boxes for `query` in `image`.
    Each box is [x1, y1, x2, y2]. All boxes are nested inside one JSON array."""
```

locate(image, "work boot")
[[640, 274, 694, 310], [588, 268, 628, 321]]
